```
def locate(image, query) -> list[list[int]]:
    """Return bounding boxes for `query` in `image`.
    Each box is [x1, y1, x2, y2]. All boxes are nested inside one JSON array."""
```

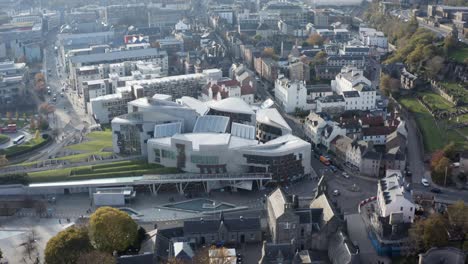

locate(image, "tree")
[[409, 214, 449, 253], [20, 229, 38, 261], [262, 47, 275, 57], [6, 112, 12, 122], [442, 141, 457, 161], [446, 201, 468, 232], [38, 103, 55, 117], [29, 118, 36, 130], [34, 73, 44, 83], [430, 150, 445, 170], [307, 34, 324, 46], [311, 51, 327, 66], [426, 56, 444, 80], [23, 113, 27, 121], [45, 227, 93, 264], [77, 251, 116, 264], [88, 207, 138, 253], [0, 247, 3, 259], [443, 35, 457, 55], [380, 74, 400, 95], [432, 156, 451, 185]]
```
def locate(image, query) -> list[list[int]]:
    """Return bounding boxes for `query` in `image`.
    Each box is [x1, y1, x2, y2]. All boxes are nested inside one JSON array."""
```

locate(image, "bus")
[[13, 135, 25, 145]]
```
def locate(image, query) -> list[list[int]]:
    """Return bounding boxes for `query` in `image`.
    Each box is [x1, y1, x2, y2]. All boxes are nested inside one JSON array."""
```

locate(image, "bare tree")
[[20, 229, 39, 262]]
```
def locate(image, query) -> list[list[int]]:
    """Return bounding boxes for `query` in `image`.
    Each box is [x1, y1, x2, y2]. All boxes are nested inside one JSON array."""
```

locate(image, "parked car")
[[421, 178, 430, 187], [330, 165, 337, 173], [332, 189, 340, 196], [342, 172, 350, 179], [430, 188, 442, 194]]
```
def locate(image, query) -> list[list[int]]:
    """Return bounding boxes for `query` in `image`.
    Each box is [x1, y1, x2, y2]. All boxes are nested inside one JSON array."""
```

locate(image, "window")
[[400, 207, 403, 211], [161, 149, 176, 159], [410, 207, 413, 211], [191, 155, 219, 165]]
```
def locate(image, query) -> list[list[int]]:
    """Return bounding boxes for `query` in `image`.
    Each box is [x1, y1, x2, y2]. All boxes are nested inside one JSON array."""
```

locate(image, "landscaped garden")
[[27, 160, 178, 183]]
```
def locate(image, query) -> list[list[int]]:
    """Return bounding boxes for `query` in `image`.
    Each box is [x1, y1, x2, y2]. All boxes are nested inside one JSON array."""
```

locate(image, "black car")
[[430, 188, 442, 194]]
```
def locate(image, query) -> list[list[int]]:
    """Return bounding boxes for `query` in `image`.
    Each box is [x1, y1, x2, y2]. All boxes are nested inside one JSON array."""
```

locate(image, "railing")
[[138, 173, 272, 183]]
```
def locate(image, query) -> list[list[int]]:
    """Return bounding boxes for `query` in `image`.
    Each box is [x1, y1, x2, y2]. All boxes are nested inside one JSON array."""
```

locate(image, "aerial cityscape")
[[0, 0, 466, 263]]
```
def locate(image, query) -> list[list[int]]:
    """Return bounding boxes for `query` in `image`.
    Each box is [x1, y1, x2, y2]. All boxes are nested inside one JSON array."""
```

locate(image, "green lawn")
[[449, 45, 468, 63], [0, 134, 9, 145], [2, 137, 46, 156], [66, 130, 113, 152], [28, 160, 178, 183], [419, 91, 454, 111], [399, 97, 446, 152], [400, 96, 468, 152], [439, 82, 468, 105]]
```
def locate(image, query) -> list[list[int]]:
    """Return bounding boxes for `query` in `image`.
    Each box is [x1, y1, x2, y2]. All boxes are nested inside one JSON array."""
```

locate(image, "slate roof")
[[184, 217, 261, 234], [117, 253, 154, 264], [343, 91, 360, 98], [260, 242, 295, 263]]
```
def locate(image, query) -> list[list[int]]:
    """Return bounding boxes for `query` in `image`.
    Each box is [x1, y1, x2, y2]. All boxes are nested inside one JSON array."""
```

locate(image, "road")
[[404, 108, 468, 203], [32, 31, 92, 162]]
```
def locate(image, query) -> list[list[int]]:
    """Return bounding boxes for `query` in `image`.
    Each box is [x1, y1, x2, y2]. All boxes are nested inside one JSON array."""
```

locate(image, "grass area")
[[0, 134, 9, 144], [439, 82, 468, 105], [400, 96, 468, 152], [400, 97, 446, 152], [2, 137, 45, 156], [66, 130, 113, 152], [419, 91, 454, 111], [449, 45, 468, 63], [27, 160, 178, 183]]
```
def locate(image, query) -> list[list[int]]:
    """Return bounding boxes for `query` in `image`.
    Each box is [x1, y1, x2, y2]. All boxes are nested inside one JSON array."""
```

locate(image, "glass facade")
[[190, 155, 219, 165]]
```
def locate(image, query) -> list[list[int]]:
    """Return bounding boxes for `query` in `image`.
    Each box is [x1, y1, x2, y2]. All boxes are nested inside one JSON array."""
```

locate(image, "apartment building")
[[274, 76, 307, 113]]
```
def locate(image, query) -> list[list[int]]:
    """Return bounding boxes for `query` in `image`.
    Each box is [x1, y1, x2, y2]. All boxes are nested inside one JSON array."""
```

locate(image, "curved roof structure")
[[256, 108, 292, 132], [208, 97, 255, 115]]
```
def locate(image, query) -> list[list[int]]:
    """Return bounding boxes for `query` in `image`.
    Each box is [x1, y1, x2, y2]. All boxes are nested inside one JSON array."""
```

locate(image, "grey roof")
[[362, 150, 381, 160], [328, 231, 359, 264], [419, 247, 466, 264], [268, 187, 290, 219], [343, 91, 360, 98], [261, 242, 295, 263], [184, 217, 260, 234], [319, 94, 345, 103], [354, 83, 374, 92], [117, 253, 154, 264], [306, 84, 332, 93], [295, 208, 323, 224], [70, 48, 166, 64]]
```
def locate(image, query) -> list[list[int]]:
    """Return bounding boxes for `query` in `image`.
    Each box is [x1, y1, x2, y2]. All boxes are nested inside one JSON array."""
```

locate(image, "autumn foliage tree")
[[45, 227, 93, 264], [408, 213, 449, 254], [77, 251, 116, 264], [34, 72, 46, 94], [262, 47, 275, 58], [307, 33, 324, 46], [88, 207, 138, 253]]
